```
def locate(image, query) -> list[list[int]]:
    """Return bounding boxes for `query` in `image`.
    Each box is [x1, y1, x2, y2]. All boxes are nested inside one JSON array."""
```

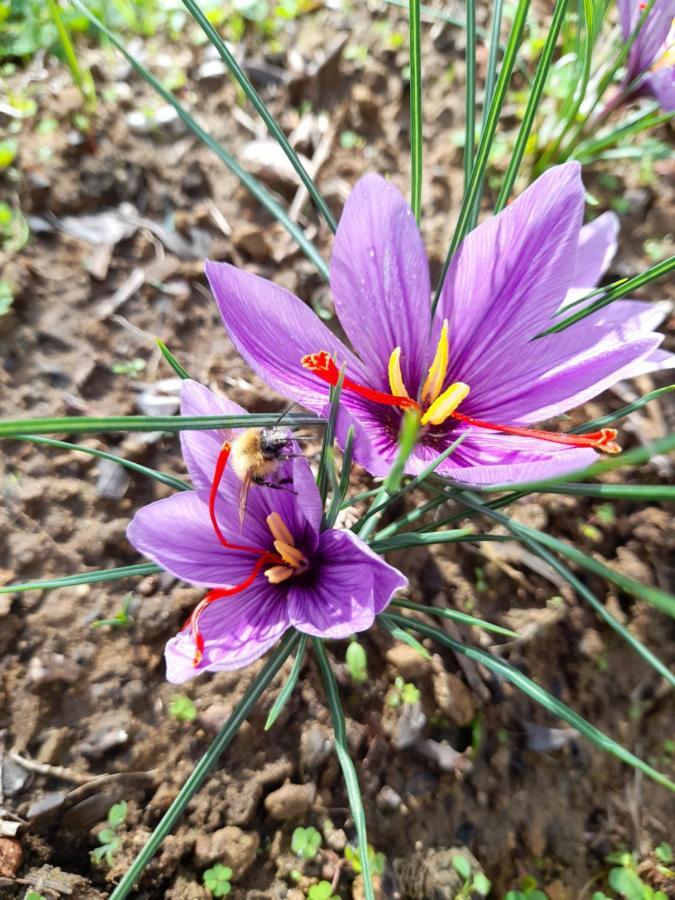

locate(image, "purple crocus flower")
[[205, 163, 672, 487], [618, 0, 675, 111], [127, 380, 407, 683]]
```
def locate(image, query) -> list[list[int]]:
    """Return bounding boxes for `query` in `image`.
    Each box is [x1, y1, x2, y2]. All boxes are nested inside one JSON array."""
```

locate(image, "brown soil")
[[1, 3, 674, 899]]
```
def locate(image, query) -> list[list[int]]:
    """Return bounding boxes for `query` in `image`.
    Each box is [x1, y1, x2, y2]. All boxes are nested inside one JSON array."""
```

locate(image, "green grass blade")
[[469, 0, 504, 227], [432, 0, 531, 312], [8, 434, 190, 492], [370, 530, 510, 552], [47, 0, 97, 111], [0, 413, 324, 437], [535, 256, 675, 336], [313, 639, 374, 900], [265, 633, 308, 730], [391, 597, 519, 637], [493, 0, 569, 212], [463, 0, 476, 195], [325, 425, 355, 529], [409, 0, 423, 221], [179, 0, 336, 233], [458, 492, 675, 618], [539, 483, 675, 501], [1, 563, 162, 595], [379, 613, 432, 658], [387, 612, 675, 791], [572, 105, 673, 162], [317, 370, 344, 506], [156, 338, 190, 379], [571, 385, 675, 433], [109, 631, 301, 900], [69, 0, 329, 280]]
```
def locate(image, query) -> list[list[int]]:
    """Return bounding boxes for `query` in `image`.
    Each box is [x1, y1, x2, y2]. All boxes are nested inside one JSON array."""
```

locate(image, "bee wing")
[[238, 471, 253, 529]]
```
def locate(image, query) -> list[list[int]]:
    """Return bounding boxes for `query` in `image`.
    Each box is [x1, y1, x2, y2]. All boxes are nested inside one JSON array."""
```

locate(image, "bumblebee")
[[230, 427, 296, 523]]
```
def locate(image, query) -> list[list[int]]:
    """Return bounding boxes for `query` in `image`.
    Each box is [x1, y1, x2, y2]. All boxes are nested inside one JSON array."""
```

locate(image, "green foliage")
[[0, 202, 29, 253], [169, 694, 197, 722], [307, 882, 338, 900], [110, 358, 147, 376], [345, 640, 368, 683], [654, 843, 672, 865], [504, 876, 548, 900], [91, 593, 134, 629], [602, 850, 669, 900], [291, 826, 322, 860], [203, 864, 233, 897], [387, 675, 421, 707], [344, 844, 385, 876], [25, 893, 47, 900], [0, 137, 17, 168], [91, 801, 128, 866], [450, 852, 491, 898], [0, 281, 13, 316]]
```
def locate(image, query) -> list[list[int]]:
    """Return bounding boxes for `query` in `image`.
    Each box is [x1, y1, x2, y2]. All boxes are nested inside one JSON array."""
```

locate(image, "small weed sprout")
[[203, 864, 233, 897], [345, 639, 368, 683], [91, 593, 134, 629], [91, 801, 128, 866], [654, 842, 673, 866], [307, 881, 338, 900], [387, 675, 421, 708], [291, 826, 322, 860], [169, 694, 197, 722], [450, 852, 491, 898], [344, 843, 385, 875], [25, 893, 47, 900], [601, 849, 669, 900], [504, 874, 548, 900]]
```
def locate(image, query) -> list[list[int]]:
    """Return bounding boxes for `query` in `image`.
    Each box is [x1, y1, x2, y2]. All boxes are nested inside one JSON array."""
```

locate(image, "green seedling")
[[344, 843, 385, 876], [307, 881, 338, 900], [291, 826, 322, 860], [0, 281, 13, 316], [111, 358, 147, 376], [26, 893, 47, 900], [169, 694, 197, 722], [0, 202, 29, 253], [654, 843, 673, 865], [387, 675, 421, 708], [451, 852, 491, 898], [504, 874, 548, 900], [345, 639, 368, 683], [603, 849, 669, 899], [203, 864, 233, 897], [91, 593, 133, 629], [0, 138, 17, 169], [91, 801, 128, 866]]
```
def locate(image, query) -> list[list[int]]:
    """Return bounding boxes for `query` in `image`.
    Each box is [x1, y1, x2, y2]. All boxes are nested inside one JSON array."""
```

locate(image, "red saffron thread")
[[301, 351, 420, 411], [451, 412, 621, 454]]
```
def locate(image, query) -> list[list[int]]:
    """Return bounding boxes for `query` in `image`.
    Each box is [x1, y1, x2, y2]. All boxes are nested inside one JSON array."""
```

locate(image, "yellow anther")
[[273, 540, 308, 570], [421, 319, 449, 405], [266, 512, 294, 546], [387, 347, 410, 399], [421, 382, 470, 426], [265, 565, 295, 584]]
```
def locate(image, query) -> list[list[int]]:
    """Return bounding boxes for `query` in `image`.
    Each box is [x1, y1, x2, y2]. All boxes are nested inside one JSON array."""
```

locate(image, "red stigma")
[[451, 413, 621, 454], [301, 351, 420, 411]]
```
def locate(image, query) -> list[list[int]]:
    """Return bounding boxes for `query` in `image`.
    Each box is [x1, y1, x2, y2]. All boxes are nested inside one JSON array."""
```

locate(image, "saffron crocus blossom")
[[127, 380, 407, 683], [618, 0, 675, 111], [206, 163, 672, 487]]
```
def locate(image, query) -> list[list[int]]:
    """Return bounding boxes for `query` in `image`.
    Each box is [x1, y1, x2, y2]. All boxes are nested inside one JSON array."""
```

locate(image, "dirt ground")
[[1, 2, 674, 898]]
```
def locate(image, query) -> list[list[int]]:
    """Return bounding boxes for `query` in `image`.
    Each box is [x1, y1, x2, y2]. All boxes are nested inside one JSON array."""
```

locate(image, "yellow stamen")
[[273, 540, 308, 570], [421, 319, 449, 405], [266, 512, 294, 546], [421, 382, 470, 426], [265, 565, 295, 584], [387, 347, 410, 398]]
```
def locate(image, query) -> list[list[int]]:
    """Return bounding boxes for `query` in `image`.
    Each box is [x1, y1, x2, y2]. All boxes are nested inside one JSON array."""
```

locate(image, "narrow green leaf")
[[494, 0, 569, 212], [325, 425, 355, 529], [388, 613, 675, 791], [265, 634, 308, 730], [433, 0, 531, 311], [540, 483, 675, 501], [313, 639, 374, 900], [8, 434, 190, 492], [463, 0, 477, 195], [535, 256, 675, 336], [379, 613, 432, 658], [47, 0, 97, 111], [572, 105, 673, 162], [317, 369, 344, 506], [391, 597, 519, 637], [571, 385, 675, 434], [370, 529, 510, 552], [0, 563, 162, 595], [109, 632, 301, 899], [69, 0, 329, 280], [156, 338, 190, 380], [179, 0, 336, 233], [408, 0, 423, 221], [0, 413, 324, 437]]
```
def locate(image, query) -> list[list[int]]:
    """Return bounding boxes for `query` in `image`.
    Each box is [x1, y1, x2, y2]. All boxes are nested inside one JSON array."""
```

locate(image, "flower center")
[[301, 321, 621, 456], [264, 512, 309, 584]]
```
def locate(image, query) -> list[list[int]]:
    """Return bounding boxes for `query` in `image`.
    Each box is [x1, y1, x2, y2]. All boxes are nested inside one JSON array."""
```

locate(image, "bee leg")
[[277, 452, 303, 460], [253, 476, 297, 494]]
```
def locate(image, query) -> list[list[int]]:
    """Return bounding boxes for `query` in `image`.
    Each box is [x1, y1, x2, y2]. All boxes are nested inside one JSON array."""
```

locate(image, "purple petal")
[[330, 173, 433, 391], [206, 259, 364, 412], [475, 324, 663, 424], [127, 491, 261, 587], [625, 0, 675, 75], [438, 163, 585, 399], [165, 582, 290, 683], [646, 65, 675, 112], [180, 379, 246, 490], [287, 529, 407, 638], [572, 212, 619, 289]]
